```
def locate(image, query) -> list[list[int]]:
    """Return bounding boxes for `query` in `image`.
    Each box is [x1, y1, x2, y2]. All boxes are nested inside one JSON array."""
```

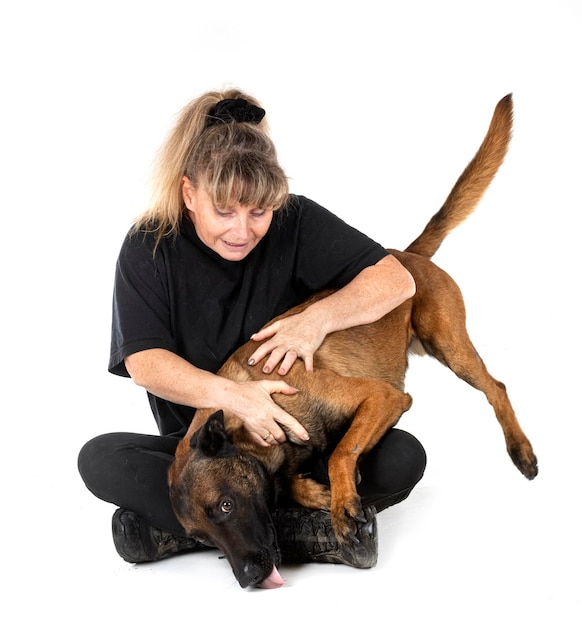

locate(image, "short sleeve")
[[108, 232, 177, 376]]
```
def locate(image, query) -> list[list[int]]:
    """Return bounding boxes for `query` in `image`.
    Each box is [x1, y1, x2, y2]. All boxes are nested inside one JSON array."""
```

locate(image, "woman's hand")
[[247, 311, 327, 376], [247, 255, 415, 378], [230, 378, 310, 447], [125, 348, 309, 447]]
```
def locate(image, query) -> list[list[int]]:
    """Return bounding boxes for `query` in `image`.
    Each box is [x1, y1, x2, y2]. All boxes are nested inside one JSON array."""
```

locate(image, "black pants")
[[78, 428, 427, 536]]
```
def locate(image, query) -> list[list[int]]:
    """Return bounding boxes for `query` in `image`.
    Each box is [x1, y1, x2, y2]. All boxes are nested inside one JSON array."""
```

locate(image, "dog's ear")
[[190, 410, 235, 458]]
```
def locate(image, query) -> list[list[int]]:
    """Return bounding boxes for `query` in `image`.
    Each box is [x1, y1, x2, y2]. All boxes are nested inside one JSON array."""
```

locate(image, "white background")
[[1, 1, 580, 624]]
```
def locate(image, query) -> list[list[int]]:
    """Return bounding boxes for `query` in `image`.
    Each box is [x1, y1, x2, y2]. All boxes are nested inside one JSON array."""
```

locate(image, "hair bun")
[[207, 98, 266, 126]]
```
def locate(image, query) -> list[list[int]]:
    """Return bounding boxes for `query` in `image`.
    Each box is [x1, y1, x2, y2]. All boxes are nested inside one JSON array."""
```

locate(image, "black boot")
[[273, 506, 377, 569], [112, 508, 213, 563]]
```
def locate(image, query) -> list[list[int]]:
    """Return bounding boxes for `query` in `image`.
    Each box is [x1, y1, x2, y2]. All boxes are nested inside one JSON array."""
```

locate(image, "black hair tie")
[[207, 98, 266, 127]]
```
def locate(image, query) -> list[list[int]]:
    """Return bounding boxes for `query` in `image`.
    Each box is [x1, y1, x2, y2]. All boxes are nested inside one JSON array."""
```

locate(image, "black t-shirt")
[[109, 195, 389, 435]]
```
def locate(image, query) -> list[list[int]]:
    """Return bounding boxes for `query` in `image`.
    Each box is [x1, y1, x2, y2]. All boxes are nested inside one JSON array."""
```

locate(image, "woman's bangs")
[[209, 168, 287, 210]]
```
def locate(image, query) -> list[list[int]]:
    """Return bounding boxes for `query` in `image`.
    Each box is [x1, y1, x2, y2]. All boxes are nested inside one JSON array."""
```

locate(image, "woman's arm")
[[248, 254, 416, 375], [125, 348, 309, 446]]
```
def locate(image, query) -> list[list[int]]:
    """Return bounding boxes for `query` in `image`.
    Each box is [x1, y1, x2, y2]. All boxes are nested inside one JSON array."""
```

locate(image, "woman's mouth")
[[222, 239, 247, 249]]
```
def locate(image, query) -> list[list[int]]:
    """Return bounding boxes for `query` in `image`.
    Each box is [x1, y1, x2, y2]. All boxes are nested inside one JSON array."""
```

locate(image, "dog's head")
[[168, 410, 283, 588]]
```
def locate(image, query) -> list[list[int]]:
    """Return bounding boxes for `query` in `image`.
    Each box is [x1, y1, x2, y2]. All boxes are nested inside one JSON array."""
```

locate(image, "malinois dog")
[[168, 94, 538, 589]]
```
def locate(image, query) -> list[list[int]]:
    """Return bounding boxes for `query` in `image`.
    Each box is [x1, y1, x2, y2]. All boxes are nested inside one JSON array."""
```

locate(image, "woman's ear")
[[182, 176, 196, 210]]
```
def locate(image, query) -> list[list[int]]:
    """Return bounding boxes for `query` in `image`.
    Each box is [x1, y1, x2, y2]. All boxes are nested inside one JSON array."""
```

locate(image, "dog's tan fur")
[[169, 94, 537, 548]]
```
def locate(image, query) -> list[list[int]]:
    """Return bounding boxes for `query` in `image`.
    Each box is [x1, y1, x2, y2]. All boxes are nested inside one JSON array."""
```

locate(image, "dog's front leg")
[[327, 383, 412, 542]]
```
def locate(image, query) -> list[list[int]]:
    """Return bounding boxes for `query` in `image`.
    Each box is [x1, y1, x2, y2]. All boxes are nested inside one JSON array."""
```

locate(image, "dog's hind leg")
[[289, 475, 331, 510], [412, 286, 538, 479], [439, 340, 537, 479]]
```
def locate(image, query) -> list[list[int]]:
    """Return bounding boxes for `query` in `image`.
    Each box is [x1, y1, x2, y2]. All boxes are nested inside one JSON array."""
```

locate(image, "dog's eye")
[[220, 498, 233, 514]]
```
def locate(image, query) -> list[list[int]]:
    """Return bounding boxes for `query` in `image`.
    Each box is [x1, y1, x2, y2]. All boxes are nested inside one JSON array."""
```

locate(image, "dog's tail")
[[405, 94, 513, 259]]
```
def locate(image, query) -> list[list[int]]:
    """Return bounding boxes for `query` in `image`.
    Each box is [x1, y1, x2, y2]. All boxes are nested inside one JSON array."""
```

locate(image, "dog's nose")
[[238, 561, 267, 588]]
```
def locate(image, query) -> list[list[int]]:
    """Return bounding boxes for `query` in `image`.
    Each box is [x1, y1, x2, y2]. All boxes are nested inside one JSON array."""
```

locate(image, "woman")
[[78, 89, 426, 570]]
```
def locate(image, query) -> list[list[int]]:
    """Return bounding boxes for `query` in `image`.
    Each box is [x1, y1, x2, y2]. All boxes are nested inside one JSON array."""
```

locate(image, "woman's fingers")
[[259, 381, 310, 443]]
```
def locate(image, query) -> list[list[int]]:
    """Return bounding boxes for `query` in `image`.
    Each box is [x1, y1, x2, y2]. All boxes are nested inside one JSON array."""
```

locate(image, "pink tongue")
[[259, 565, 285, 589]]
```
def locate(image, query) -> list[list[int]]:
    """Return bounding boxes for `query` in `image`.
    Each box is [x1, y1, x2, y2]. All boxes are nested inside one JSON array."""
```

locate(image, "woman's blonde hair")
[[134, 89, 289, 248]]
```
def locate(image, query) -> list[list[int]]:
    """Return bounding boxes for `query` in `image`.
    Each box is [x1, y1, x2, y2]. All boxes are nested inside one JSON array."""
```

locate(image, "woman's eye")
[[220, 499, 233, 513]]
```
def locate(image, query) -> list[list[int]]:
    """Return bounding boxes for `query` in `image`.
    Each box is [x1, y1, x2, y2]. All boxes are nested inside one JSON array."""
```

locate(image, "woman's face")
[[182, 177, 273, 261]]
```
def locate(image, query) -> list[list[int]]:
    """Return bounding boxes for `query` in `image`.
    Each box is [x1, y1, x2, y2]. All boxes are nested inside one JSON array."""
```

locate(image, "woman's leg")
[[78, 432, 213, 563], [78, 432, 184, 534], [357, 428, 427, 511], [78, 427, 426, 567]]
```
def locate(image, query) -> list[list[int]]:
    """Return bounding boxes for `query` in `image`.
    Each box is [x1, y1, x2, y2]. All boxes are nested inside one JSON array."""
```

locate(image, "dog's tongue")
[[259, 566, 285, 589]]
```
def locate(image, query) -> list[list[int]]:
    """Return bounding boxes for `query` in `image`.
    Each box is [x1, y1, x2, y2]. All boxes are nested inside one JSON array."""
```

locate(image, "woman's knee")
[[359, 428, 427, 497], [77, 432, 131, 495], [390, 428, 428, 486]]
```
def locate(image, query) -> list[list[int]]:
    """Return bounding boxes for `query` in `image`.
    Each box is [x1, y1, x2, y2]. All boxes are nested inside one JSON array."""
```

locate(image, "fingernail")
[[248, 358, 255, 366], [263, 366, 270, 374]]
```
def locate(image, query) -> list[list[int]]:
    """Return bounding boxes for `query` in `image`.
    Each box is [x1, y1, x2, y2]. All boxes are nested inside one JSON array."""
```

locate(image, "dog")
[[168, 94, 538, 589]]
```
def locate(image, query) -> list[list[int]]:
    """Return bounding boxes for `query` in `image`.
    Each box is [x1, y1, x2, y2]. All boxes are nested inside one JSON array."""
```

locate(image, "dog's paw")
[[509, 442, 538, 480], [331, 496, 365, 544]]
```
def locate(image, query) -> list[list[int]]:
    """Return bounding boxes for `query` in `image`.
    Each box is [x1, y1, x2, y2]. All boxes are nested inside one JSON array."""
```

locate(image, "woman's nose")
[[231, 215, 250, 238]]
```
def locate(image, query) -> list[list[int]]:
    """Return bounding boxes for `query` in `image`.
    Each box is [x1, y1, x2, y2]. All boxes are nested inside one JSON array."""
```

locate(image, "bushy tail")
[[405, 94, 513, 259]]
